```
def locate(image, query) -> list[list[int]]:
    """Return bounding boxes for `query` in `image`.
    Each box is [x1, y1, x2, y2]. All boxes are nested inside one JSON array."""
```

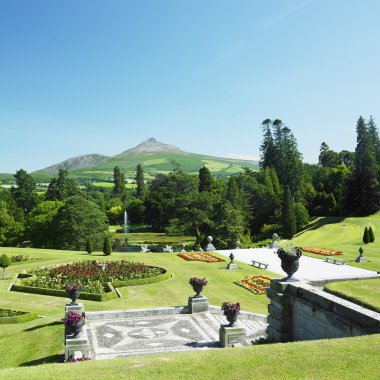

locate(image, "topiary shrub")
[[369, 226, 375, 243], [0, 254, 11, 280], [86, 238, 93, 254], [103, 236, 112, 256], [363, 227, 370, 244]]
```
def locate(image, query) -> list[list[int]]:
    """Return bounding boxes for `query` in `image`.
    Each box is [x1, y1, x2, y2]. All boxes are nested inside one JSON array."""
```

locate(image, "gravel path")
[[216, 248, 378, 281]]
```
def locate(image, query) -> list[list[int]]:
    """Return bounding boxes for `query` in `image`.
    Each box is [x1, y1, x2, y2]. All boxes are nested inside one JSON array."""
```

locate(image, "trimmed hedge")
[[0, 308, 39, 324], [11, 267, 171, 301], [11, 283, 119, 302], [112, 270, 172, 287]]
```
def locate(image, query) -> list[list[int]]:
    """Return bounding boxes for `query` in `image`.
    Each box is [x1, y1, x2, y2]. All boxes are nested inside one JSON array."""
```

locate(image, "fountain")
[[124, 210, 128, 245]]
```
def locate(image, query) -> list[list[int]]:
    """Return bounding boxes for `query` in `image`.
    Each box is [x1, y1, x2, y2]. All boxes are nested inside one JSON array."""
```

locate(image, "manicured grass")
[[0, 246, 277, 369], [294, 213, 380, 271], [0, 334, 379, 380], [324, 278, 380, 312], [112, 231, 195, 245]]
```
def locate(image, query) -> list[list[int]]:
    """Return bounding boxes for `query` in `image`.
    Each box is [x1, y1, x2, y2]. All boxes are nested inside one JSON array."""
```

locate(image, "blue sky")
[[1, 0, 379, 173]]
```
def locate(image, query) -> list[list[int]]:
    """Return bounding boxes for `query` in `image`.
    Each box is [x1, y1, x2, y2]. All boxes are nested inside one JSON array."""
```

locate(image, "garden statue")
[[226, 252, 238, 270], [355, 246, 368, 262], [204, 236, 216, 251], [270, 233, 281, 249]]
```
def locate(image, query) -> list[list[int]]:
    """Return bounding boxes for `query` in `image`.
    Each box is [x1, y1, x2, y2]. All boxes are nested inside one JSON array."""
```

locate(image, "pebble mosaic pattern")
[[86, 313, 267, 359]]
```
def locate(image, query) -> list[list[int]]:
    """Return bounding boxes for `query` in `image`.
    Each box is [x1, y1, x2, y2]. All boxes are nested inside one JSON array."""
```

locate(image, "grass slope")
[[324, 278, 380, 312], [0, 247, 277, 369], [32, 151, 259, 182], [0, 334, 379, 380], [294, 213, 380, 271]]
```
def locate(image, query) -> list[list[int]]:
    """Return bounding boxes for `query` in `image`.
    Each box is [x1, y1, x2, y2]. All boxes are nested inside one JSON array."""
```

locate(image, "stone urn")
[[277, 247, 302, 281], [68, 289, 81, 305], [69, 318, 85, 337], [225, 312, 239, 327], [192, 284, 204, 298]]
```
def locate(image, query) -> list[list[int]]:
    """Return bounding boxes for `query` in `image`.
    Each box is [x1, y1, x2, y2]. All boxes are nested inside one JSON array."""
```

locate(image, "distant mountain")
[[31, 138, 259, 181], [116, 138, 181, 156], [39, 154, 110, 174]]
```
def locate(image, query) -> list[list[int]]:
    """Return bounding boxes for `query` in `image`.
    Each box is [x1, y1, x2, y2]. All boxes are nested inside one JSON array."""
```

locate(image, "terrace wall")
[[266, 280, 380, 342]]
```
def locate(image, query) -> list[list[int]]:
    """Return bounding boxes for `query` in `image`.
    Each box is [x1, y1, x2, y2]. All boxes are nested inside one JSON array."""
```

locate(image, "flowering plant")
[[64, 282, 82, 292], [221, 301, 240, 314], [67, 356, 91, 363], [277, 242, 303, 257], [63, 311, 84, 327], [189, 277, 208, 286]]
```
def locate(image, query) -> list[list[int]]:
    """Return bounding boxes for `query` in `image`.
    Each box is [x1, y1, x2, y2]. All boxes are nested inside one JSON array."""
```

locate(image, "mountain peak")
[[115, 138, 181, 156]]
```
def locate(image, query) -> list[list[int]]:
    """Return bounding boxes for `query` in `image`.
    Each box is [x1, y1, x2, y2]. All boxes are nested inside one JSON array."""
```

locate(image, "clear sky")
[[1, 0, 379, 173]]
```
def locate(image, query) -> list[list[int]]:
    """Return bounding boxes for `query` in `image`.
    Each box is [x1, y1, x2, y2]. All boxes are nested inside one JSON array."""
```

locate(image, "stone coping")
[[86, 305, 267, 323]]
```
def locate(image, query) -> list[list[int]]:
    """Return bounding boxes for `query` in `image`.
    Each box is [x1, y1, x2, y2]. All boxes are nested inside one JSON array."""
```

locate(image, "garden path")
[[86, 310, 267, 359], [216, 248, 378, 281]]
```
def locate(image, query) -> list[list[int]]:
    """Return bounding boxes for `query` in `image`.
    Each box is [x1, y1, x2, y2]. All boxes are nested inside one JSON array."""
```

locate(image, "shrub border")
[[0, 308, 39, 324], [11, 267, 171, 302]]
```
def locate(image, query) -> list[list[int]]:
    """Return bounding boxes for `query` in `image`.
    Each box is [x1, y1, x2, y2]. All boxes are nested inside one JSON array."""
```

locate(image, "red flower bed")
[[303, 247, 342, 256], [235, 275, 271, 295], [177, 252, 225, 262]]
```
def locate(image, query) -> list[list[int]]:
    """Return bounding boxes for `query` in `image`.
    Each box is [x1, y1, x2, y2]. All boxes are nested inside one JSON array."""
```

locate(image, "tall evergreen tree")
[[367, 116, 380, 165], [281, 186, 296, 239], [86, 238, 94, 254], [346, 116, 380, 214], [198, 166, 213, 192], [260, 119, 303, 198], [259, 119, 275, 168], [45, 169, 78, 201], [11, 169, 39, 212], [112, 166, 126, 200], [135, 164, 146, 199]]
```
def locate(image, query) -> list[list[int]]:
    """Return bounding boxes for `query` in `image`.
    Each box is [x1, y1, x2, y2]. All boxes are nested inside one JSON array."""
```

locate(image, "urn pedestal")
[[188, 296, 209, 313], [219, 325, 246, 347]]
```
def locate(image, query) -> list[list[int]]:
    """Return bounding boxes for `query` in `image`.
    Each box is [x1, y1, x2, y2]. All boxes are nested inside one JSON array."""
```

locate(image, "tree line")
[[0, 116, 378, 251]]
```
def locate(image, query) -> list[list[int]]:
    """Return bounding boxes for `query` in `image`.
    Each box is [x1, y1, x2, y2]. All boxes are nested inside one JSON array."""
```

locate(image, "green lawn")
[[0, 334, 379, 380], [294, 213, 380, 271], [324, 278, 380, 312], [0, 247, 277, 369]]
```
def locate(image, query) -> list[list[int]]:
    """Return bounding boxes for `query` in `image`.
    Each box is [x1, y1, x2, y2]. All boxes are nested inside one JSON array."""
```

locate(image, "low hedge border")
[[11, 267, 170, 301], [112, 270, 172, 287], [10, 283, 119, 302], [0, 308, 39, 324], [324, 287, 380, 313]]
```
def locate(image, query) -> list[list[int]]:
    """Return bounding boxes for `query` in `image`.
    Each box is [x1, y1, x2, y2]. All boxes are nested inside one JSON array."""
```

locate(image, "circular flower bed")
[[24, 260, 165, 294]]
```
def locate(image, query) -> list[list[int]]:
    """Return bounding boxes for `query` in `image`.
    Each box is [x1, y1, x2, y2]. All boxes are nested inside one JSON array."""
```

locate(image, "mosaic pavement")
[[86, 312, 267, 359]]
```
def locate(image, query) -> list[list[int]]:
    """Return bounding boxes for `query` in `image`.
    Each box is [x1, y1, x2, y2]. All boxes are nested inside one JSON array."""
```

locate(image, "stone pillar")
[[64, 303, 90, 360], [266, 280, 293, 342], [188, 296, 209, 313], [219, 325, 246, 347]]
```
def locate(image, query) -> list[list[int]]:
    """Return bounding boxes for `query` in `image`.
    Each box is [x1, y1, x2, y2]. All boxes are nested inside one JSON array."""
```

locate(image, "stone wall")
[[266, 280, 380, 342]]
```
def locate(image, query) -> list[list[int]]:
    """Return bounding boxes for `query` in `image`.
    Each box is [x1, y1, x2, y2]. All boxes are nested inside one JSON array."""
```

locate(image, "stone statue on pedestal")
[[270, 233, 281, 249], [204, 236, 216, 251]]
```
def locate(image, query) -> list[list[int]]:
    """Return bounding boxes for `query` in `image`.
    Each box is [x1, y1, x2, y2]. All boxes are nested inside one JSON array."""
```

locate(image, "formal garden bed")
[[177, 252, 225, 262], [235, 275, 271, 295], [303, 248, 342, 256], [11, 260, 171, 301], [0, 308, 39, 324]]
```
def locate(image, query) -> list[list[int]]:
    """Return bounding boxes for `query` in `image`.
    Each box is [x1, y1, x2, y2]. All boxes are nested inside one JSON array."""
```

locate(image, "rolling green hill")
[[0, 139, 259, 183]]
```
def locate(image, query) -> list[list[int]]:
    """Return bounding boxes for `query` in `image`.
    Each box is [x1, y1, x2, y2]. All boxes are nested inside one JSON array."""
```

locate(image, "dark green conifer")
[[198, 166, 213, 192], [86, 238, 93, 254], [363, 227, 370, 244], [103, 236, 112, 255], [281, 186, 296, 239], [369, 226, 375, 243]]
